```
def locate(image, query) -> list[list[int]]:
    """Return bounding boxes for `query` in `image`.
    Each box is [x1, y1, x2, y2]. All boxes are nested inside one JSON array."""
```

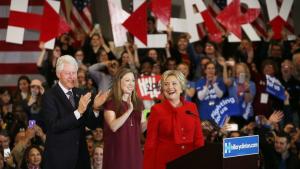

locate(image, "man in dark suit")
[[41, 55, 108, 169]]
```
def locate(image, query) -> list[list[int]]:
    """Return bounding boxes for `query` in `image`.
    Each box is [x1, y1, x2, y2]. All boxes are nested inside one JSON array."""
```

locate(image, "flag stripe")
[[0, 0, 44, 6], [71, 7, 90, 33], [0, 52, 40, 63], [0, 5, 43, 20], [60, 0, 67, 18], [0, 6, 11, 18], [79, 10, 92, 28], [0, 18, 9, 28], [0, 29, 39, 41], [70, 13, 83, 31], [0, 63, 38, 74], [0, 74, 45, 87], [83, 7, 92, 25], [61, 0, 93, 34], [0, 41, 39, 51], [0, 0, 46, 87]]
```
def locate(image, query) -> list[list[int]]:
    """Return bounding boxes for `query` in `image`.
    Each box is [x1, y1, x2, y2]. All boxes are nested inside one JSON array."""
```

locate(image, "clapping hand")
[[127, 95, 134, 114], [78, 92, 92, 114], [93, 90, 110, 111]]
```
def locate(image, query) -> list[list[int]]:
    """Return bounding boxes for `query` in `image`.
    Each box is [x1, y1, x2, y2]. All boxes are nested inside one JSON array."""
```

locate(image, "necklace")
[[130, 117, 134, 126]]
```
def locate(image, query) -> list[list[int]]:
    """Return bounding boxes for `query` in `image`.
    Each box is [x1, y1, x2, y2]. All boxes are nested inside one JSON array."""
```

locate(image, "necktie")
[[66, 91, 75, 107]]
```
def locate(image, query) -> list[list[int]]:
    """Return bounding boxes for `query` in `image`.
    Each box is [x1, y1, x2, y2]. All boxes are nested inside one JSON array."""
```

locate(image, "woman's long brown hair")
[[109, 67, 143, 117]]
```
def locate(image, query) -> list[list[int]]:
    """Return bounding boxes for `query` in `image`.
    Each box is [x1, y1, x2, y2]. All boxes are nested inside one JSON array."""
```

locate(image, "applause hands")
[[78, 92, 92, 115], [93, 90, 110, 112], [78, 90, 110, 115], [126, 94, 134, 114]]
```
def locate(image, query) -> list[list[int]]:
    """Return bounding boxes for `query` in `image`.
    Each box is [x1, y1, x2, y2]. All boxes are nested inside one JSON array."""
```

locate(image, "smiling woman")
[[144, 70, 204, 169], [102, 68, 144, 169], [21, 145, 43, 169]]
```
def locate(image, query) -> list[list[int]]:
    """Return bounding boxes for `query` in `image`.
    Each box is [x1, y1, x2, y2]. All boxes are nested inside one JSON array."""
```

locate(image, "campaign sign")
[[266, 75, 286, 101], [136, 75, 162, 100], [223, 135, 259, 158], [211, 97, 240, 127]]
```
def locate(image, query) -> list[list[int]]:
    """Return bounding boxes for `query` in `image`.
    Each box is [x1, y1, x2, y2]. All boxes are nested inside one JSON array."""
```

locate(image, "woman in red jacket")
[[144, 70, 204, 169]]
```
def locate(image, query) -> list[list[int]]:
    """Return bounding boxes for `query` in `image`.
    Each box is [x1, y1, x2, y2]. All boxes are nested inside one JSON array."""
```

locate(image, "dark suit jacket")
[[41, 84, 99, 169]]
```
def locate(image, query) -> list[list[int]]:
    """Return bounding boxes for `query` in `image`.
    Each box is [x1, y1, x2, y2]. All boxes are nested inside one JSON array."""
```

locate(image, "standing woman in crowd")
[[13, 75, 31, 104], [176, 63, 196, 101], [222, 62, 256, 126], [196, 61, 226, 122], [103, 68, 144, 169], [23, 79, 45, 127], [144, 70, 204, 169]]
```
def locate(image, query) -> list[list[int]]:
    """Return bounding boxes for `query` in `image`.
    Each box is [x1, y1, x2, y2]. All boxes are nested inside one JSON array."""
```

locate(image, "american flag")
[[61, 0, 93, 34], [0, 0, 93, 88], [0, 0, 43, 89]]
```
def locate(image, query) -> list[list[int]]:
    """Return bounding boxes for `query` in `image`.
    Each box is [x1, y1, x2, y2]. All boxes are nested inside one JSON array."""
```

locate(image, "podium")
[[166, 143, 258, 169]]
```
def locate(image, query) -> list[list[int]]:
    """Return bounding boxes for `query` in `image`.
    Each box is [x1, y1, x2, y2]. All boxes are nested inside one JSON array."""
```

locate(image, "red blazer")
[[143, 98, 204, 169]]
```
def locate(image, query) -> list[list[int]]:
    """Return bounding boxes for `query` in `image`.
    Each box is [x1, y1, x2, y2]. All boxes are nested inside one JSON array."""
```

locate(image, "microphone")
[[185, 110, 197, 117]]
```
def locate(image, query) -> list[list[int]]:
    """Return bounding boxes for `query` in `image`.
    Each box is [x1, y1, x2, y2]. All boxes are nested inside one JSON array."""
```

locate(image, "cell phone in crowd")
[[94, 23, 101, 34], [3, 148, 11, 158], [255, 115, 264, 126], [238, 73, 246, 84], [28, 120, 36, 128], [94, 23, 100, 29], [226, 123, 239, 131]]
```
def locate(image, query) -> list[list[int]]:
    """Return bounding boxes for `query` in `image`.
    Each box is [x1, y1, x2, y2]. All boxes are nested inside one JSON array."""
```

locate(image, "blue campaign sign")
[[211, 97, 240, 127], [266, 75, 286, 101], [223, 135, 259, 158]]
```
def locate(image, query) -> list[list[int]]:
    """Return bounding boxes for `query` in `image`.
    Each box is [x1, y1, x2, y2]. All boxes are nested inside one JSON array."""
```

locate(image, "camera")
[[238, 73, 246, 84], [28, 120, 36, 128], [4, 148, 10, 158]]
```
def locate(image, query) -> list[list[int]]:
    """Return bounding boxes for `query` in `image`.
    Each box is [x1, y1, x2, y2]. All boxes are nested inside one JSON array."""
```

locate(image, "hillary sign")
[[211, 97, 239, 127], [108, 0, 294, 47], [266, 75, 286, 101], [136, 75, 161, 100], [223, 135, 259, 158]]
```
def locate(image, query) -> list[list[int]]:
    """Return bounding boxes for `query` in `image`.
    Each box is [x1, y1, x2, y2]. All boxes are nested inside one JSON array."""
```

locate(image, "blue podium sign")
[[223, 135, 259, 158]]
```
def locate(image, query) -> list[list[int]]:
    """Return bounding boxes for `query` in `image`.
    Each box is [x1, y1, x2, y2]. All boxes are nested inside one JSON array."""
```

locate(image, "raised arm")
[[104, 98, 134, 132], [36, 42, 46, 68]]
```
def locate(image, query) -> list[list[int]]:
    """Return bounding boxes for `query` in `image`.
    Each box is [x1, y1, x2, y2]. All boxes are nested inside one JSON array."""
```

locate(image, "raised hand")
[[78, 92, 92, 114], [25, 127, 36, 140], [268, 110, 284, 124], [27, 96, 37, 106], [127, 95, 134, 114], [93, 90, 110, 111], [39, 42, 45, 50], [218, 57, 226, 67], [34, 124, 45, 138]]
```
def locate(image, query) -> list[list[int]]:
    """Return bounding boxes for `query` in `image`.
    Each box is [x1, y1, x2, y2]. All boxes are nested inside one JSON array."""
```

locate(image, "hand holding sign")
[[265, 75, 286, 101], [211, 97, 239, 127]]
